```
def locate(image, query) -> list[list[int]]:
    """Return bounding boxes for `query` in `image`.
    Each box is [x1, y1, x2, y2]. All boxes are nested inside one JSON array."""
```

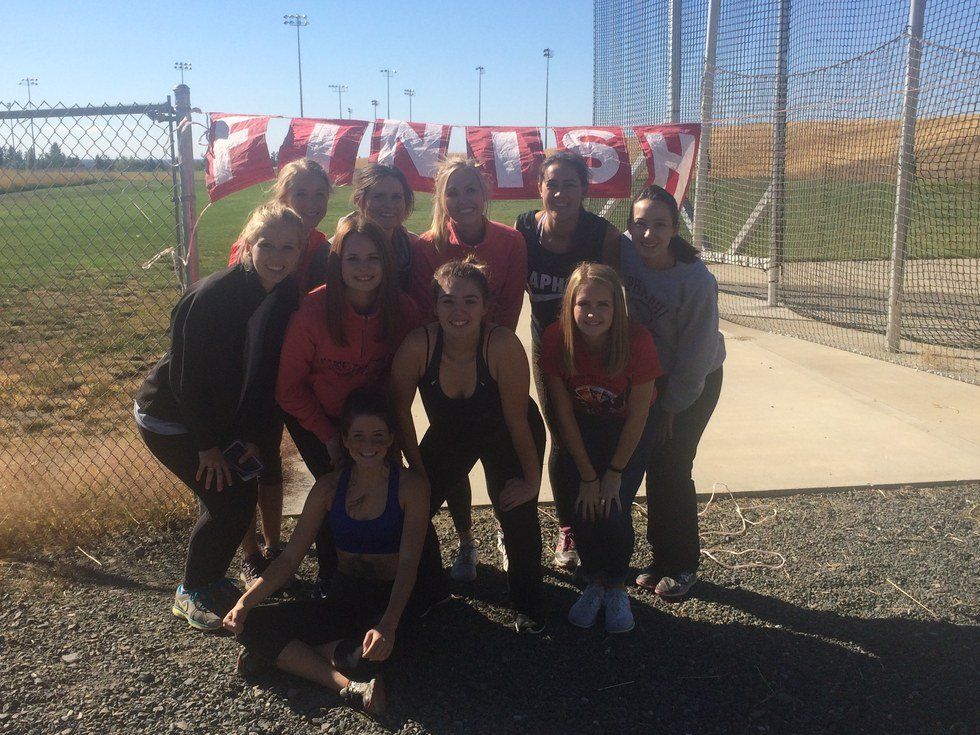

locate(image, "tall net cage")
[[0, 101, 190, 552], [593, 0, 979, 384]]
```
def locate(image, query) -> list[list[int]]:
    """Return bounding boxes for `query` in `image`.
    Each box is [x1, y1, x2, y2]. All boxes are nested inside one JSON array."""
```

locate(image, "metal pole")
[[770, 0, 790, 306], [886, 0, 927, 351], [174, 84, 199, 285], [476, 66, 485, 125], [403, 89, 415, 122], [543, 49, 554, 149], [691, 0, 720, 251], [296, 24, 304, 116], [380, 70, 396, 118], [165, 95, 186, 291], [669, 0, 682, 124]]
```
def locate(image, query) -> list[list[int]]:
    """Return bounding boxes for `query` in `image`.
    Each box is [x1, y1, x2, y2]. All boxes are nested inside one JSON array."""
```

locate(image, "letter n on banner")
[[553, 126, 630, 198], [370, 120, 452, 193], [205, 113, 276, 203], [277, 119, 369, 185], [632, 124, 701, 205], [465, 127, 543, 199]]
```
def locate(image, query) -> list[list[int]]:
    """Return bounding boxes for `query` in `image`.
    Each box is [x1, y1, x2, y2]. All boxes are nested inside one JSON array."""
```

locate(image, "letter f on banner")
[[205, 113, 276, 203], [370, 120, 451, 193]]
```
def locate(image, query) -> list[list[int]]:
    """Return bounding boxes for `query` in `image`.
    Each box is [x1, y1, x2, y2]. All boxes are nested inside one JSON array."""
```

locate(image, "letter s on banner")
[[369, 120, 452, 193], [464, 127, 543, 199], [205, 113, 277, 203], [553, 126, 630, 198], [632, 123, 701, 205], [277, 118, 369, 185]]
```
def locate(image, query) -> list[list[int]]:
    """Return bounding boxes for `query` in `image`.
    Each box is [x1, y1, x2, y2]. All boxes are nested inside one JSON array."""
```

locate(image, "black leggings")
[[418, 403, 547, 616], [139, 426, 257, 591], [282, 413, 338, 580], [238, 571, 419, 682]]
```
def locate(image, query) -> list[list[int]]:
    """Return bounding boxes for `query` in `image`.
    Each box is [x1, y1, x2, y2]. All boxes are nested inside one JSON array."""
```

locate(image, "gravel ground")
[[1, 484, 978, 735]]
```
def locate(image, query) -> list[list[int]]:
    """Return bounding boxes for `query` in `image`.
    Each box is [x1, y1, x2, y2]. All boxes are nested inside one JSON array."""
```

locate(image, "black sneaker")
[[236, 648, 271, 678], [340, 676, 386, 716], [513, 611, 546, 635]]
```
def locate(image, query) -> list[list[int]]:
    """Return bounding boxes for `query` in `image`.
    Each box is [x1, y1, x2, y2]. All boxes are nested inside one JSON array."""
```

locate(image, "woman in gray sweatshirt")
[[619, 185, 726, 598]]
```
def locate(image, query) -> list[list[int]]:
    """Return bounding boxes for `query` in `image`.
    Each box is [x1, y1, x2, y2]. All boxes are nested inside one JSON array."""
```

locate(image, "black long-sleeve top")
[[135, 265, 299, 451]]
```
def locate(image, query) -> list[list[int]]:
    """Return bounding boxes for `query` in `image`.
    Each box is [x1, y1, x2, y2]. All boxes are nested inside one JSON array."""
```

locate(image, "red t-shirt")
[[539, 321, 662, 418]]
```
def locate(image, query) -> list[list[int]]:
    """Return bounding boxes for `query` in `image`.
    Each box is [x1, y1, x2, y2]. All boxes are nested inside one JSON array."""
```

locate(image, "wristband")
[[581, 475, 599, 484], [607, 464, 624, 474]]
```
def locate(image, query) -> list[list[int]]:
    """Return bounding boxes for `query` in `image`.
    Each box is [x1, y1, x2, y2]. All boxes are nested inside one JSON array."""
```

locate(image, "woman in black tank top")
[[390, 258, 548, 633], [515, 150, 622, 571]]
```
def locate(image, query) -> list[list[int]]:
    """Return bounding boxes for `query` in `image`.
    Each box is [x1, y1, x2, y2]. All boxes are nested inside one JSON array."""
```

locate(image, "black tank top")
[[517, 208, 610, 340], [418, 324, 506, 431]]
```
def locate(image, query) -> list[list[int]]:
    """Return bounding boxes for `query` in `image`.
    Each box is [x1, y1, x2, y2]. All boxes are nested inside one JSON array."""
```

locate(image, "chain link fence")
[[593, 0, 979, 384], [0, 100, 191, 552]]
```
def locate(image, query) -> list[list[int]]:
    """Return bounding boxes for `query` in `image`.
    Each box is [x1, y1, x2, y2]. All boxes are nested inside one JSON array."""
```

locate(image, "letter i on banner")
[[370, 120, 452, 193], [552, 126, 631, 198], [205, 113, 277, 203], [278, 119, 369, 185], [465, 127, 544, 199], [632, 124, 701, 205]]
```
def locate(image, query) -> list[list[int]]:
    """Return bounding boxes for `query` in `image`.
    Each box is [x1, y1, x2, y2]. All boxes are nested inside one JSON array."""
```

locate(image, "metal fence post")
[[886, 0, 927, 351], [174, 84, 200, 285], [770, 0, 790, 306], [691, 0, 720, 251], [669, 0, 682, 124]]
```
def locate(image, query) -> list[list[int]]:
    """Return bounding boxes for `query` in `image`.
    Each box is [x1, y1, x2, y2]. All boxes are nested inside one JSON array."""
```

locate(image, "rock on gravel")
[[0, 484, 977, 734]]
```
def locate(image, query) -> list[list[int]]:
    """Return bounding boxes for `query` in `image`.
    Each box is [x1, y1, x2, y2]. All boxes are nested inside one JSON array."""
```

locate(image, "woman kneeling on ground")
[[540, 264, 661, 632], [391, 257, 547, 633], [223, 390, 430, 717]]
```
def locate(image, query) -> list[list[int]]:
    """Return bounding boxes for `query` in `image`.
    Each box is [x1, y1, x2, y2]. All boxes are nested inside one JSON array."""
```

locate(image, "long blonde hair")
[[236, 202, 305, 270], [559, 263, 630, 377], [269, 158, 332, 204], [426, 155, 490, 255]]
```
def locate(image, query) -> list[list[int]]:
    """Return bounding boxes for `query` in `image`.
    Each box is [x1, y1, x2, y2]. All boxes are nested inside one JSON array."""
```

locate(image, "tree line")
[[0, 143, 176, 172]]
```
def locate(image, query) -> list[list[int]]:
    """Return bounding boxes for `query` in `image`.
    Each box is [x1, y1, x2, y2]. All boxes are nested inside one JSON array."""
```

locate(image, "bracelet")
[[607, 464, 624, 474], [581, 475, 599, 483]]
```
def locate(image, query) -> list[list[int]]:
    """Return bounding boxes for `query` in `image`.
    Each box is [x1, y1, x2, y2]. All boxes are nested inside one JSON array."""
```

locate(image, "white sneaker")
[[449, 541, 478, 582], [604, 588, 635, 633], [553, 526, 580, 570], [496, 529, 509, 572], [568, 583, 605, 628]]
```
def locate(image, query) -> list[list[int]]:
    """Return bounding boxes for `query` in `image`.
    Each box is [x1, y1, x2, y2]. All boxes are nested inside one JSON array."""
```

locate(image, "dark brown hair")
[[351, 163, 415, 219], [431, 255, 492, 306], [538, 149, 590, 194], [338, 388, 400, 466], [629, 185, 700, 263]]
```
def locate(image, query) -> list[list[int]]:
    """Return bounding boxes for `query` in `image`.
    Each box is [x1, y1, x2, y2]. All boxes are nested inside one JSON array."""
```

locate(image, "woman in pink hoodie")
[[277, 214, 419, 585]]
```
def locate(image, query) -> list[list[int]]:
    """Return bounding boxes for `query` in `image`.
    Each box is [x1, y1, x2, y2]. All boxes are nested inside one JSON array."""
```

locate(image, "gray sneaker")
[[654, 571, 698, 598], [340, 676, 386, 716], [450, 542, 478, 582], [496, 529, 509, 572], [172, 585, 223, 631], [568, 583, 605, 628], [604, 588, 635, 633]]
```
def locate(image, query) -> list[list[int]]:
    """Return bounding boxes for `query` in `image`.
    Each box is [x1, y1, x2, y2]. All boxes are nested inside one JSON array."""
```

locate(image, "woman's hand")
[[362, 623, 396, 662], [574, 477, 602, 522], [499, 476, 539, 512], [197, 446, 234, 491], [222, 601, 248, 635], [325, 436, 344, 468], [599, 470, 623, 520], [654, 411, 676, 444]]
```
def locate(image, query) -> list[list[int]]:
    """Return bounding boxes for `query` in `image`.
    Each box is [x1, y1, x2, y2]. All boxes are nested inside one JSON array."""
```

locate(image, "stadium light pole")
[[329, 84, 348, 118], [174, 62, 192, 85], [19, 77, 38, 162], [347, 106, 352, 119], [475, 66, 485, 125], [371, 99, 379, 119], [543, 48, 554, 149], [403, 89, 415, 122], [380, 69, 397, 118], [283, 13, 310, 117]]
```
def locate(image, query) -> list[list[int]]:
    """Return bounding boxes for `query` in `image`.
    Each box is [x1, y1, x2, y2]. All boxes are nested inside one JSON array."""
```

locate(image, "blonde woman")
[[539, 263, 662, 633], [407, 157, 529, 581]]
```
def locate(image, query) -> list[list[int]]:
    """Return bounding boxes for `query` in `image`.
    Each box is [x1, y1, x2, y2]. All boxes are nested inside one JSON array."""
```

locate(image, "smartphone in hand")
[[223, 440, 264, 482]]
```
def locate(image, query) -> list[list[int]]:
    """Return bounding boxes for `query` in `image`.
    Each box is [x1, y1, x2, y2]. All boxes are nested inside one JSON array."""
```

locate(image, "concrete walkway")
[[283, 314, 980, 514]]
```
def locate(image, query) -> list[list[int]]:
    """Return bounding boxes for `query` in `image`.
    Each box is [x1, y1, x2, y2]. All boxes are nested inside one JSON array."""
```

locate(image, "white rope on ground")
[[633, 482, 787, 572]]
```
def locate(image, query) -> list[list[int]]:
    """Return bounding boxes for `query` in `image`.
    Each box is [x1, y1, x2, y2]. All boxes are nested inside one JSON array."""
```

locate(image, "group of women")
[[135, 151, 725, 716]]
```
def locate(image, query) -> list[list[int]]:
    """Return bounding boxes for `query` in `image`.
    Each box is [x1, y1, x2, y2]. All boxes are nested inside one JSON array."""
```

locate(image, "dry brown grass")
[[0, 168, 175, 193]]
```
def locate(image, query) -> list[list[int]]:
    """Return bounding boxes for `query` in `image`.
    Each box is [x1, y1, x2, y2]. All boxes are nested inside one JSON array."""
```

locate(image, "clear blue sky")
[[3, 0, 596, 156]]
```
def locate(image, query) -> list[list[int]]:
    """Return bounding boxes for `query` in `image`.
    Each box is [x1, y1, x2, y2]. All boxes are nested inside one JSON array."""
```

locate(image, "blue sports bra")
[[330, 462, 404, 555]]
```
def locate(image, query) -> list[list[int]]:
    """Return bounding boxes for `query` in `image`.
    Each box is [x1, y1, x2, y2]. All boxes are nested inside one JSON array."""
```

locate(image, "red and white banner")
[[632, 123, 701, 205], [553, 126, 631, 198], [465, 126, 544, 199], [205, 113, 276, 203], [278, 118, 369, 186], [370, 120, 452, 193]]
